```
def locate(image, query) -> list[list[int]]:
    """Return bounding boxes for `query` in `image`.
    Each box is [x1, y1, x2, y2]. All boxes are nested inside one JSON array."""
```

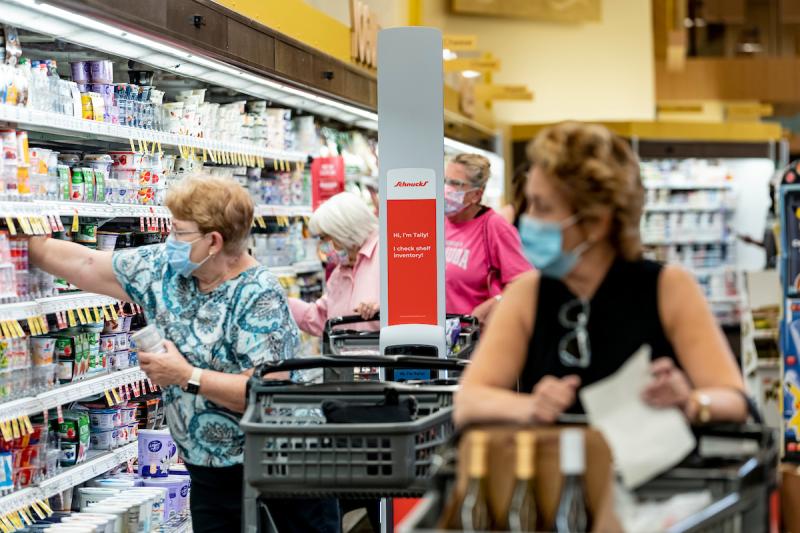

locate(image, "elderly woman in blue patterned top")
[[28, 175, 341, 533]]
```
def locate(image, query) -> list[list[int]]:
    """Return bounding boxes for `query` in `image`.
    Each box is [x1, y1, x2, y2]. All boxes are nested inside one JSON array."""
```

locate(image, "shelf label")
[[102, 306, 111, 321], [10, 418, 20, 440], [0, 421, 11, 442], [76, 308, 87, 325], [104, 389, 114, 406], [71, 211, 79, 233], [66, 309, 77, 328], [56, 404, 64, 424], [92, 307, 102, 323], [4, 217, 16, 236], [110, 305, 119, 320]]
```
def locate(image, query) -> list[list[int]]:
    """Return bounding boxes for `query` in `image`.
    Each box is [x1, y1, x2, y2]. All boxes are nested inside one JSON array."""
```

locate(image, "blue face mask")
[[519, 214, 589, 279], [166, 235, 210, 277]]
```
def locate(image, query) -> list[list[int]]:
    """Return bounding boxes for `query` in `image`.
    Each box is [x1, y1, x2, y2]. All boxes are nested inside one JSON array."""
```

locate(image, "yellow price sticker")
[[129, 138, 137, 152], [256, 216, 267, 229], [93, 307, 102, 323], [26, 318, 38, 337], [67, 308, 77, 328], [30, 501, 45, 520], [38, 315, 48, 334], [110, 305, 119, 320], [14, 320, 24, 338], [22, 415, 32, 435], [4, 216, 16, 236], [104, 389, 114, 406], [38, 500, 52, 516], [10, 418, 20, 440], [76, 308, 87, 325], [0, 421, 11, 442], [157, 140, 164, 156], [111, 388, 122, 404], [209, 149, 217, 163], [17, 216, 30, 235], [71, 211, 79, 233], [0, 322, 10, 340], [102, 305, 111, 321]]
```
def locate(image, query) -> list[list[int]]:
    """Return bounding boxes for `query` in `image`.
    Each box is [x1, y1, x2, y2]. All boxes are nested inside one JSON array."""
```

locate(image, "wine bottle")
[[507, 430, 538, 532], [555, 429, 591, 533], [460, 430, 492, 531]]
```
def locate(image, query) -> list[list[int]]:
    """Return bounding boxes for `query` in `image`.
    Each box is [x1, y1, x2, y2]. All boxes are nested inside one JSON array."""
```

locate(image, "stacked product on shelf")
[[640, 159, 740, 325]]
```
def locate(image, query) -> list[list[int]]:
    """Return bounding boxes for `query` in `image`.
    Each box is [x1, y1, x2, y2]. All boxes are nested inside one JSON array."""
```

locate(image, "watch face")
[[184, 382, 200, 394]]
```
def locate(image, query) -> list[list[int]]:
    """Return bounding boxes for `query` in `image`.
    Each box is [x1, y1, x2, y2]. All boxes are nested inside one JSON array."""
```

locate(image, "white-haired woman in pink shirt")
[[288, 192, 380, 336]]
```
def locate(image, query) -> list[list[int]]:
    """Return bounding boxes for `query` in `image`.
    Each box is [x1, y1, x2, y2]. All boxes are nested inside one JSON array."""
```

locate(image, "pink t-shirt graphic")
[[445, 208, 532, 315]]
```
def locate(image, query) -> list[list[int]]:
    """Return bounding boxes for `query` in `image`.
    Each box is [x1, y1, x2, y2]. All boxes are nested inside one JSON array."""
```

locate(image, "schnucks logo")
[[394, 180, 428, 188]]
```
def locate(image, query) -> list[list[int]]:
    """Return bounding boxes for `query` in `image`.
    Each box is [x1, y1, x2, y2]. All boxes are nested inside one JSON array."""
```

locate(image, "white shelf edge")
[[292, 260, 323, 275], [644, 204, 733, 213], [255, 205, 313, 217], [643, 182, 733, 190], [0, 291, 121, 323], [0, 104, 307, 162]]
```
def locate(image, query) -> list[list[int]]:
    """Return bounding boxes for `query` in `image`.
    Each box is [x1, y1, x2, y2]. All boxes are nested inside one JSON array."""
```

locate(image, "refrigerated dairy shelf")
[[644, 204, 732, 213], [254, 205, 313, 217], [0, 367, 146, 424], [0, 104, 308, 163], [0, 291, 119, 322], [643, 181, 733, 190], [0, 442, 137, 517]]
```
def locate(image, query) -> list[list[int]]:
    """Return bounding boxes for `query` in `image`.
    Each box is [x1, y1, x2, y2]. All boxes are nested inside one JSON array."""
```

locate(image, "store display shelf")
[[691, 266, 737, 276], [37, 201, 170, 219], [255, 205, 313, 217], [0, 367, 145, 424], [644, 204, 732, 213], [0, 443, 137, 516], [0, 104, 307, 162], [643, 182, 733, 190], [292, 260, 323, 275], [752, 329, 779, 341], [643, 236, 734, 246], [756, 358, 781, 369], [35, 292, 118, 316], [707, 296, 741, 305]]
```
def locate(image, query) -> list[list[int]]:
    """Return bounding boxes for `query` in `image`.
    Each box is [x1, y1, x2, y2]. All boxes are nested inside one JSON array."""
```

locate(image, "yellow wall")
[[306, 0, 409, 28], [423, 0, 656, 124]]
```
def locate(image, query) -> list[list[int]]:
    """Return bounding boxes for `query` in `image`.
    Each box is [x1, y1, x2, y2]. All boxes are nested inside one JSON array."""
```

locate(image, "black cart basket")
[[242, 355, 468, 498]]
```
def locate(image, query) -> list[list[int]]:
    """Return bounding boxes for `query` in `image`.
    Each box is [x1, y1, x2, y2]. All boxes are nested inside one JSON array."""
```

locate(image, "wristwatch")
[[695, 392, 712, 424], [183, 367, 203, 394]]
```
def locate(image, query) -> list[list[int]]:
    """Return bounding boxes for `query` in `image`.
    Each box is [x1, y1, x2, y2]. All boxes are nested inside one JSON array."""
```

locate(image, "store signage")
[[386, 169, 438, 325], [451, 0, 602, 23], [350, 0, 380, 69], [475, 83, 534, 101], [443, 34, 478, 51], [310, 156, 345, 209], [443, 57, 501, 73]]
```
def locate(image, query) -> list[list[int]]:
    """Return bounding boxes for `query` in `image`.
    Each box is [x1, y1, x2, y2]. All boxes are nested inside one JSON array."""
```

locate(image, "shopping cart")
[[241, 355, 469, 532], [399, 421, 778, 533], [321, 314, 480, 382]]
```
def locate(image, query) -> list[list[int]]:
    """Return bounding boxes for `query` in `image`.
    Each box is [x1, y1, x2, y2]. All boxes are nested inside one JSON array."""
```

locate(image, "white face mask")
[[444, 184, 477, 216]]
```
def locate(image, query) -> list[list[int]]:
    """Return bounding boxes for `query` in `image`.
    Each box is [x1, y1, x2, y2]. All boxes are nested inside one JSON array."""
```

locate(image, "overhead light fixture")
[[461, 70, 481, 79], [442, 49, 458, 61]]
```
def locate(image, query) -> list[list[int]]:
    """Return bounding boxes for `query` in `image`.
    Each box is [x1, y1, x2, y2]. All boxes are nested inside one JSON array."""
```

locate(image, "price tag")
[[10, 418, 20, 440], [30, 501, 45, 520], [38, 315, 48, 334], [67, 309, 77, 328], [76, 308, 87, 325], [157, 140, 163, 156], [104, 389, 114, 406], [56, 311, 67, 331], [71, 210, 79, 233], [111, 387, 122, 404], [209, 149, 217, 163], [256, 216, 267, 229], [26, 318, 38, 337], [17, 216, 31, 235], [92, 307, 101, 323], [22, 415, 32, 435], [0, 421, 11, 442], [102, 306, 111, 321], [147, 378, 155, 391], [132, 381, 140, 397], [110, 305, 119, 320], [4, 217, 16, 236], [56, 404, 64, 424], [0, 322, 10, 340], [139, 217, 145, 232]]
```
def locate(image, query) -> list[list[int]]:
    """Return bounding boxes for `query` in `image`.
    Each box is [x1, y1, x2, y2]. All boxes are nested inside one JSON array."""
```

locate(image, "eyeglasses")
[[558, 298, 591, 368], [444, 178, 475, 191]]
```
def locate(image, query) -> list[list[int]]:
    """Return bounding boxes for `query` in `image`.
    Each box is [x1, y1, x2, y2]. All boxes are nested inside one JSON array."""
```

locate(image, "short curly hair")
[[450, 153, 492, 189], [166, 174, 254, 253], [526, 122, 644, 260]]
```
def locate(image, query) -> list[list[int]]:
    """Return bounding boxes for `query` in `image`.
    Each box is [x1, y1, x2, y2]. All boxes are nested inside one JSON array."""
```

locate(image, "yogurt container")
[[31, 337, 56, 365], [120, 406, 137, 425], [85, 504, 129, 533], [68, 514, 119, 533], [89, 429, 117, 450], [88, 477, 140, 489], [114, 350, 130, 370], [142, 477, 182, 519], [127, 488, 166, 526], [114, 333, 128, 351], [88, 409, 120, 430], [77, 487, 119, 509], [61, 515, 113, 533], [138, 429, 176, 478]]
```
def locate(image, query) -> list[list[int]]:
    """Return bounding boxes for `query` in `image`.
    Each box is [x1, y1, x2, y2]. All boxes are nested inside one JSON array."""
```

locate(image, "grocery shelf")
[[644, 204, 732, 213], [707, 296, 741, 305], [752, 329, 779, 341], [0, 104, 307, 162], [254, 205, 313, 217], [0, 367, 146, 424], [0, 442, 137, 516], [0, 291, 119, 322], [643, 182, 733, 190], [292, 260, 323, 275], [643, 236, 735, 246], [38, 201, 171, 219], [756, 358, 781, 369]]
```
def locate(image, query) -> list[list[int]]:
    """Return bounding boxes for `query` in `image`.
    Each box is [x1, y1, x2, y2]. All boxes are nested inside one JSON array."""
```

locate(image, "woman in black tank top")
[[454, 122, 748, 427]]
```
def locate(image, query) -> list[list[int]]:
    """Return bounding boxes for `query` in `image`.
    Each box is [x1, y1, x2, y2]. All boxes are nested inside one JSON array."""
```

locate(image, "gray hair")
[[309, 192, 378, 250], [450, 153, 491, 189]]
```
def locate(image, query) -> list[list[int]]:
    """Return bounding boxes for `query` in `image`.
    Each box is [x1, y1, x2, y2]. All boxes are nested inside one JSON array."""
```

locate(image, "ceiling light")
[[442, 49, 457, 61], [461, 70, 481, 79]]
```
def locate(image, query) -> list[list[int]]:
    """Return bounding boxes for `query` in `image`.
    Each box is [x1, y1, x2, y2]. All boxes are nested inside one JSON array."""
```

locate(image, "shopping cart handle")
[[326, 314, 380, 329], [258, 354, 468, 377]]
